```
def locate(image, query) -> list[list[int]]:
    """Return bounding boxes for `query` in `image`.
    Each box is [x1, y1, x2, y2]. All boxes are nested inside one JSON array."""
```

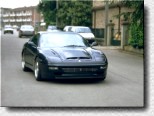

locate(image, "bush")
[[128, 23, 143, 49]]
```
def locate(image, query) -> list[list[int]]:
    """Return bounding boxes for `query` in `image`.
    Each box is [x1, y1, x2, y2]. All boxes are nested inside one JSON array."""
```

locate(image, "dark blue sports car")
[[21, 31, 108, 81]]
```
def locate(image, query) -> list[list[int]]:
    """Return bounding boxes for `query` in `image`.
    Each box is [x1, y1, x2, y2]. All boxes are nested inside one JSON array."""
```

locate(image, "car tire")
[[19, 34, 22, 38], [34, 60, 42, 81], [22, 55, 29, 71]]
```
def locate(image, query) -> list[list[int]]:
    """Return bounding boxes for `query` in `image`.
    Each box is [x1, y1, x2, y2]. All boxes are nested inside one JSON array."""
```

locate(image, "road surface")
[[1, 30, 144, 107]]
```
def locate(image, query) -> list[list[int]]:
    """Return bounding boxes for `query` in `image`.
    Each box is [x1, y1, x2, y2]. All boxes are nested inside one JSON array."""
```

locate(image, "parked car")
[[4, 25, 14, 34], [12, 25, 18, 29], [68, 26, 95, 44], [19, 25, 34, 38], [21, 31, 108, 81], [63, 26, 73, 32], [47, 29, 62, 32], [47, 25, 57, 31]]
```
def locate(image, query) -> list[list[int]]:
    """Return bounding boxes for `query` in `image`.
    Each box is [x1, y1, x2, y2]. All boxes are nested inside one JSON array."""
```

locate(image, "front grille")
[[62, 67, 98, 73]]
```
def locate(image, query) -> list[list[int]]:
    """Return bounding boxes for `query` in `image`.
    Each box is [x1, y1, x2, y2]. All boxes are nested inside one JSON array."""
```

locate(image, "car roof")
[[5, 25, 12, 27], [38, 31, 77, 35], [64, 26, 73, 28], [48, 25, 56, 27], [47, 25, 57, 28], [71, 26, 90, 28]]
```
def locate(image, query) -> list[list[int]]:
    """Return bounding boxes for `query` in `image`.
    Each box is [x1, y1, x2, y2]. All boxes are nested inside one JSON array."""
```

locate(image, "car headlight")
[[49, 67, 59, 70], [93, 51, 107, 62], [46, 57, 62, 64], [100, 66, 107, 69]]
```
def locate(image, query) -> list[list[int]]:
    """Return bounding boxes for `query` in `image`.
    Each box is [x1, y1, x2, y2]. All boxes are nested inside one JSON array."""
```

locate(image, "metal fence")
[[91, 28, 104, 39], [111, 28, 121, 46]]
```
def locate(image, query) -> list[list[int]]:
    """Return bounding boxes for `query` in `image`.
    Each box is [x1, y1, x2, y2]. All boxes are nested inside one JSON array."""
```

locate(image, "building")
[[1, 6, 44, 28], [0, 8, 2, 29], [92, 0, 134, 45]]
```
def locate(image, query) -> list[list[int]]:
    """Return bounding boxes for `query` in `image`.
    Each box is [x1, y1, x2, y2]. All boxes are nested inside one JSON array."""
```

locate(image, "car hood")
[[20, 29, 34, 31], [51, 47, 92, 60], [4, 28, 13, 31], [78, 33, 95, 39], [41, 47, 106, 63]]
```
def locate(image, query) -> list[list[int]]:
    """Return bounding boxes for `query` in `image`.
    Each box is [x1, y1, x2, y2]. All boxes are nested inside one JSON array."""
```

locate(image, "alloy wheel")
[[34, 62, 39, 79], [22, 56, 28, 71], [21, 57, 25, 69]]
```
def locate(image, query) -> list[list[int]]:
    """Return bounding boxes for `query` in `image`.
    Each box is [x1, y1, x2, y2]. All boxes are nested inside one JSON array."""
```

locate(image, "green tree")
[[37, 0, 56, 26], [37, 0, 92, 28], [122, 0, 144, 48], [57, 0, 92, 28]]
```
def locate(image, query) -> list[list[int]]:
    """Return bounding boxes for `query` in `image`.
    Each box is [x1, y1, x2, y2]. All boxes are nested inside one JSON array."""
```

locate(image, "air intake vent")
[[67, 57, 90, 59], [62, 67, 97, 72]]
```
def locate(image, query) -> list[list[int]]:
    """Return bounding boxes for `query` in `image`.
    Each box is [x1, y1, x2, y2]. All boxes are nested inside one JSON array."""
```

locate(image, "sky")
[[0, 0, 40, 8]]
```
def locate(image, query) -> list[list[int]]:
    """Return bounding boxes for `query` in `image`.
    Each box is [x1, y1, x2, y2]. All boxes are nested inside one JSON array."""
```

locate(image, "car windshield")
[[21, 25, 33, 29], [75, 27, 91, 33], [40, 33, 90, 48], [48, 26, 57, 30], [5, 25, 12, 29]]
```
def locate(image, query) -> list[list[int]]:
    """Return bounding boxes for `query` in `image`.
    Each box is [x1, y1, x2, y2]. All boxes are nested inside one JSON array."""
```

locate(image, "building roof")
[[1, 6, 37, 11]]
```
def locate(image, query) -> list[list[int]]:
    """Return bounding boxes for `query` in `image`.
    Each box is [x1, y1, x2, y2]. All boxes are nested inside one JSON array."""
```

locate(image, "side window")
[[68, 27, 72, 32], [31, 34, 40, 46]]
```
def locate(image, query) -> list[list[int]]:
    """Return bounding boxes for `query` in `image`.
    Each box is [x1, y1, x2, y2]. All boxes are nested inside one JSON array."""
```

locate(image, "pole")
[[104, 1, 109, 46]]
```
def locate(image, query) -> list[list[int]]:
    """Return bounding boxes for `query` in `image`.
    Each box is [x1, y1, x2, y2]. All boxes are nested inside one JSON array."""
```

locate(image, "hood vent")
[[67, 57, 90, 60]]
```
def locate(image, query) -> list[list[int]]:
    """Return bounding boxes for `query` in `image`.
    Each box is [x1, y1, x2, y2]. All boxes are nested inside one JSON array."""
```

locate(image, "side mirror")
[[91, 41, 98, 47], [28, 41, 36, 47]]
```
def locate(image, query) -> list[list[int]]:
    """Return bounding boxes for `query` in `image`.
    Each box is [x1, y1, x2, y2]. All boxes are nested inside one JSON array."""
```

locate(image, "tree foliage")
[[57, 0, 92, 28], [122, 0, 144, 48], [37, 0, 92, 28], [37, 0, 56, 26]]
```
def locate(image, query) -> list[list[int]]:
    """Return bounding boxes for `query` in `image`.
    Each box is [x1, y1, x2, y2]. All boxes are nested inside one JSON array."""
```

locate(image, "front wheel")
[[22, 55, 29, 71], [19, 34, 22, 38], [34, 60, 42, 81]]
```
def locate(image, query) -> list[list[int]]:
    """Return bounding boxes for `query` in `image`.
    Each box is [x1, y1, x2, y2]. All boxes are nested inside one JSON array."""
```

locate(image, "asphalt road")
[[1, 30, 144, 107]]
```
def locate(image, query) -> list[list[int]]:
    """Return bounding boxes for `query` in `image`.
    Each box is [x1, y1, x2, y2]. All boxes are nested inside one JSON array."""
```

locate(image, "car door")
[[26, 34, 40, 67]]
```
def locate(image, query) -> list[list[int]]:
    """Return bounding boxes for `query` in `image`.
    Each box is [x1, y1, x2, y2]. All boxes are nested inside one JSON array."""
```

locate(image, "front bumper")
[[4, 30, 13, 34], [40, 62, 108, 79], [20, 31, 34, 36]]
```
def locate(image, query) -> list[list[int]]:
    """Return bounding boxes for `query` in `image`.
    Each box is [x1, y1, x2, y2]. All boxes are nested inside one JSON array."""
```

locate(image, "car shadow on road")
[[42, 78, 108, 85], [26, 71, 109, 85]]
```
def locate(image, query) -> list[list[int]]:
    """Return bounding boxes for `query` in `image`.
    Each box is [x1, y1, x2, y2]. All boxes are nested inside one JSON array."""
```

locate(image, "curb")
[[93, 46, 143, 56], [93, 46, 121, 50]]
